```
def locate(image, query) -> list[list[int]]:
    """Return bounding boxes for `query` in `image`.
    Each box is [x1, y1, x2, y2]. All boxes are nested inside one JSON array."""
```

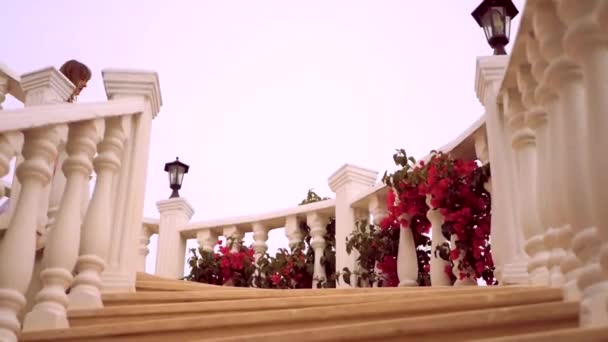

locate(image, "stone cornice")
[[21, 67, 74, 105], [102, 69, 162, 118], [328, 163, 378, 192], [156, 197, 195, 219]]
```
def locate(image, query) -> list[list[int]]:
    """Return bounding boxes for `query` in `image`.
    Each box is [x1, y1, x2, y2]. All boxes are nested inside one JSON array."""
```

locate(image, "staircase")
[[17, 273, 608, 342]]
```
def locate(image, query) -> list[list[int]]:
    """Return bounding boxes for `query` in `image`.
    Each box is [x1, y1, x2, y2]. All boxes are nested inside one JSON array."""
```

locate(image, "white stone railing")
[[475, 0, 608, 328], [149, 197, 336, 283], [0, 64, 162, 341]]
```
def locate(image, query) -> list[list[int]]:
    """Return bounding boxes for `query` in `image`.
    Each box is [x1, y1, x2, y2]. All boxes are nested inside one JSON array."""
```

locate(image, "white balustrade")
[[68, 116, 129, 310], [23, 120, 99, 331], [0, 64, 160, 339], [396, 213, 418, 287], [492, 0, 608, 327], [175, 199, 335, 288]]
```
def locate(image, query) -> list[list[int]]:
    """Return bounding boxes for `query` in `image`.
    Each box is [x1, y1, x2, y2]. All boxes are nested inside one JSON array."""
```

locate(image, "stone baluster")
[[68, 117, 129, 310], [425, 195, 451, 286], [369, 193, 388, 287], [307, 212, 329, 286], [0, 127, 60, 341], [252, 222, 269, 262], [285, 215, 303, 251], [102, 70, 162, 292], [0, 67, 71, 342], [155, 198, 194, 279], [223, 226, 244, 253], [503, 85, 544, 286], [543, 227, 566, 287], [137, 225, 153, 273], [23, 120, 99, 331], [557, 0, 608, 327], [558, 225, 582, 301], [197, 230, 219, 253], [536, 0, 592, 290], [397, 213, 418, 287], [596, 2, 608, 326], [475, 55, 526, 285], [524, 34, 555, 286]]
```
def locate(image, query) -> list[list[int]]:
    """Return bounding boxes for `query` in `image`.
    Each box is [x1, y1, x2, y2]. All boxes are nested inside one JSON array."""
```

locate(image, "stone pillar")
[[328, 164, 377, 288], [102, 70, 162, 292], [475, 56, 527, 284], [155, 198, 194, 279]]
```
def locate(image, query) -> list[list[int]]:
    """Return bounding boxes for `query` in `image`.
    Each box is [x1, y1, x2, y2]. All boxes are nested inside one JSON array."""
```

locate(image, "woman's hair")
[[59, 60, 91, 85]]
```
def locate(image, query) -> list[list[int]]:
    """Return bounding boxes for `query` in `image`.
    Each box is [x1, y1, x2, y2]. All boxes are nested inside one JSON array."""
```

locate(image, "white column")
[[307, 212, 329, 286], [328, 164, 377, 288], [425, 196, 451, 286], [138, 225, 153, 273], [285, 215, 303, 251], [197, 230, 219, 253], [397, 213, 418, 286], [475, 56, 527, 285], [23, 120, 99, 331], [223, 226, 244, 253], [102, 70, 162, 292], [252, 222, 269, 262], [68, 116, 129, 310], [0, 67, 70, 342], [155, 198, 194, 279]]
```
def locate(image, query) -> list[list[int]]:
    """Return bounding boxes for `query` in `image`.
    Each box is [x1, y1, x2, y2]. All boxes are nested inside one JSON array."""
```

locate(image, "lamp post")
[[164, 157, 189, 198], [472, 0, 519, 55]]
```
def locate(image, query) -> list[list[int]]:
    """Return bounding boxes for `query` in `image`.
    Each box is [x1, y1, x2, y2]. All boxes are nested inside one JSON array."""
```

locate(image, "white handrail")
[[180, 199, 335, 238], [0, 98, 145, 132]]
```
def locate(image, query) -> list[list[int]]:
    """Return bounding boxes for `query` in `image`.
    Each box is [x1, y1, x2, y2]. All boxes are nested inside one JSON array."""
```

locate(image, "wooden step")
[[70, 287, 562, 327], [470, 326, 608, 341], [21, 290, 570, 341], [103, 285, 545, 306]]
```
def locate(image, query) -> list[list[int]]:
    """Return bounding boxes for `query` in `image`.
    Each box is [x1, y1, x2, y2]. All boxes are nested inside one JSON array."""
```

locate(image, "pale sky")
[[2, 0, 524, 274]]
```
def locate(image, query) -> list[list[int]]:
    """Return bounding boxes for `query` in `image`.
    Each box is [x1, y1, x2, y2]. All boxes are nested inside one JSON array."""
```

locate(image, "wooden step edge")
[[22, 293, 572, 341], [469, 326, 608, 342], [70, 286, 562, 322], [198, 301, 580, 342], [103, 286, 556, 305]]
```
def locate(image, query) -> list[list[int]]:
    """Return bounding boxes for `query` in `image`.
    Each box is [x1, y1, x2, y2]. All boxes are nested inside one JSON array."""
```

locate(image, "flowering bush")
[[340, 220, 400, 287], [425, 152, 495, 284], [185, 237, 256, 287], [185, 189, 336, 288], [382, 149, 433, 286], [255, 247, 313, 288]]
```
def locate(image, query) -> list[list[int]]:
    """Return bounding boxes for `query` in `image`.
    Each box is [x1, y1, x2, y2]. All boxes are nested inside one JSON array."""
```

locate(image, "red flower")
[[270, 273, 281, 285], [449, 249, 460, 261]]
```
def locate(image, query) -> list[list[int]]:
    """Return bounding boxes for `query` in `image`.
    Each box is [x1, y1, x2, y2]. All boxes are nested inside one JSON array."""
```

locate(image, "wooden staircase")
[[19, 273, 608, 342]]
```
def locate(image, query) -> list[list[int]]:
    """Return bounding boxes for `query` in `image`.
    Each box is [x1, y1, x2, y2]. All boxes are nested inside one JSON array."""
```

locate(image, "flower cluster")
[[186, 189, 336, 289], [185, 237, 256, 287], [425, 152, 495, 284], [256, 247, 313, 289]]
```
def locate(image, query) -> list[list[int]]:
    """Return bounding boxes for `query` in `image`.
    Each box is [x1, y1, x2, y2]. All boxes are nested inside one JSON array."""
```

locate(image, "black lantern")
[[472, 0, 519, 55], [164, 157, 189, 198]]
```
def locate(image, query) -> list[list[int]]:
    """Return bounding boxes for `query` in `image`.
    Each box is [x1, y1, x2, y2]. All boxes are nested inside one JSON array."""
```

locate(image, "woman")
[[59, 59, 92, 103]]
